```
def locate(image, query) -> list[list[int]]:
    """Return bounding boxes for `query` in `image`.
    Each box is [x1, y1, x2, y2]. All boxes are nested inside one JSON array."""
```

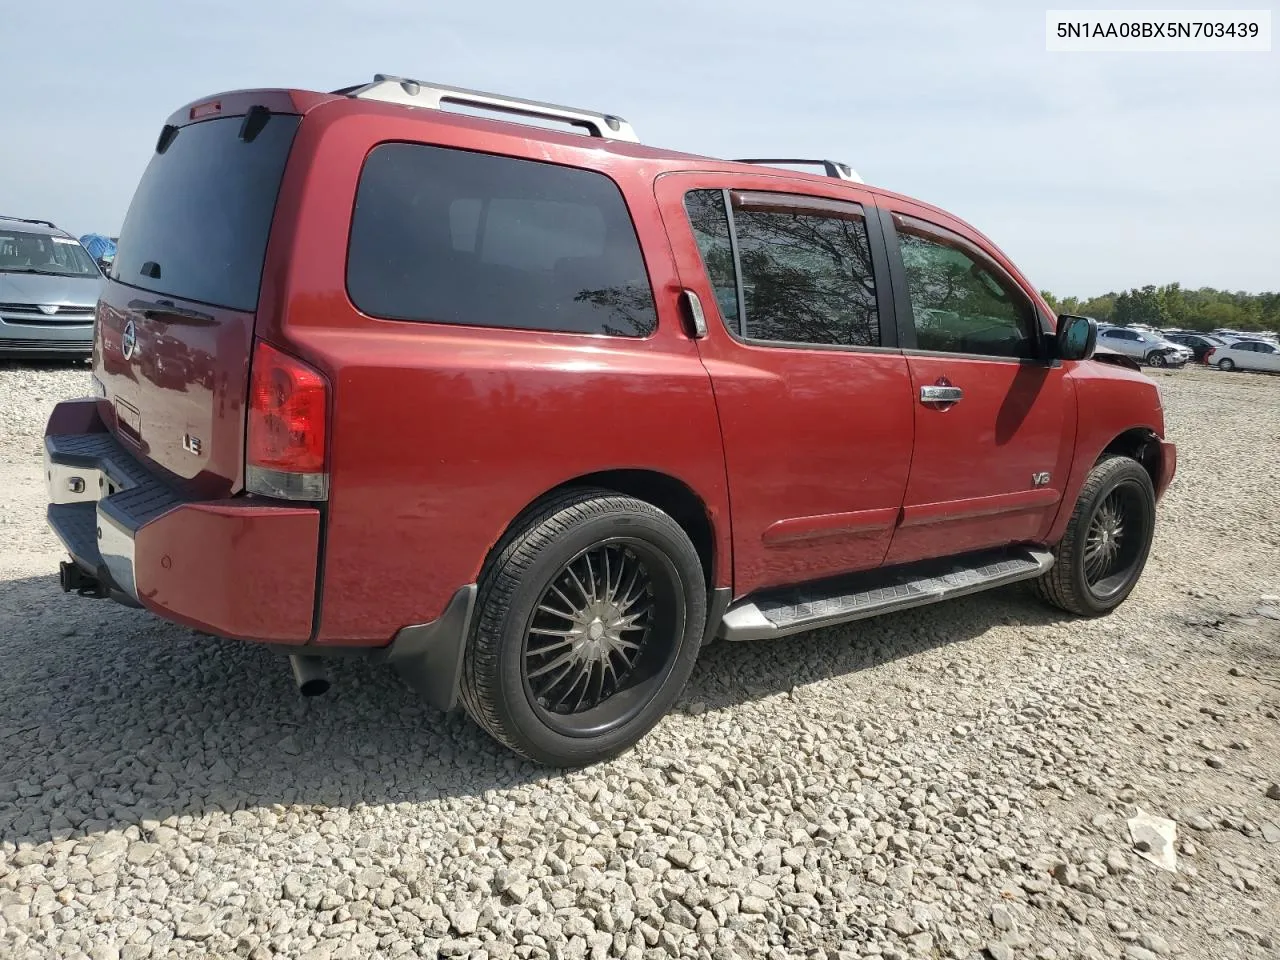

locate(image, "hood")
[[1090, 345, 1142, 371], [0, 271, 103, 307]]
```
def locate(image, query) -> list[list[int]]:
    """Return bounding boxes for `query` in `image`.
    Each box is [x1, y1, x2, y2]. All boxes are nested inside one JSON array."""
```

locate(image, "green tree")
[[1113, 285, 1168, 326], [1040, 285, 1280, 334]]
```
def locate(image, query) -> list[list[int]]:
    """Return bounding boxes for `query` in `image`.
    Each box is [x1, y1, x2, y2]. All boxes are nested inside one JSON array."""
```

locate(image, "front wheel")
[[460, 489, 706, 766], [1146, 352, 1167, 367], [1033, 455, 1156, 617], [1218, 358, 1236, 371]]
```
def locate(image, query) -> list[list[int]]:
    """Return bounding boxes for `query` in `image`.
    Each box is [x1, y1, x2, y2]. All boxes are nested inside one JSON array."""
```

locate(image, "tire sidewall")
[[1065, 460, 1156, 615], [1219, 358, 1234, 371], [484, 503, 706, 765]]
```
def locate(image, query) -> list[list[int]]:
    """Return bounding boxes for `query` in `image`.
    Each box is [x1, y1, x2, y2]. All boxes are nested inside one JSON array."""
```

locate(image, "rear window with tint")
[[112, 113, 300, 312], [347, 144, 657, 337]]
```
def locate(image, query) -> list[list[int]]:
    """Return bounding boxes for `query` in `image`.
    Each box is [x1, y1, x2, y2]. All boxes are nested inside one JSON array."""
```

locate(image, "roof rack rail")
[[732, 158, 863, 183], [337, 75, 639, 143], [0, 215, 58, 228]]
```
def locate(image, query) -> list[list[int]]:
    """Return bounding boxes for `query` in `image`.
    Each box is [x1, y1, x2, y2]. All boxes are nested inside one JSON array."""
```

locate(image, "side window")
[[683, 190, 740, 329], [348, 143, 657, 337], [732, 192, 879, 347], [683, 189, 880, 348], [893, 214, 1036, 359]]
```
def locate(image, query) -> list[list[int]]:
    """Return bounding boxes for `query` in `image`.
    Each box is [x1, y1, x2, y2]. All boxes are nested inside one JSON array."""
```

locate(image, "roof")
[[0, 216, 67, 237]]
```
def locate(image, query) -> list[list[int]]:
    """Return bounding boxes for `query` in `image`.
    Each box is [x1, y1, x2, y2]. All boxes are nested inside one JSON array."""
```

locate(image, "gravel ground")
[[0, 361, 1277, 960]]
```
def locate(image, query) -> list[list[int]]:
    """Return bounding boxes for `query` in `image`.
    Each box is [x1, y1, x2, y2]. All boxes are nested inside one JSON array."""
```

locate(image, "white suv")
[[1097, 327, 1190, 368]]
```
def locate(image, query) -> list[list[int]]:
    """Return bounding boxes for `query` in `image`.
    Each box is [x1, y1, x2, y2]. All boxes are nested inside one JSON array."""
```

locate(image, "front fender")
[[1046, 361, 1169, 544]]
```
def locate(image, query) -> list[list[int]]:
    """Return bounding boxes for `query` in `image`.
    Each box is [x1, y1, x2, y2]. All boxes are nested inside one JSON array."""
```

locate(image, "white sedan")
[[1206, 339, 1280, 373]]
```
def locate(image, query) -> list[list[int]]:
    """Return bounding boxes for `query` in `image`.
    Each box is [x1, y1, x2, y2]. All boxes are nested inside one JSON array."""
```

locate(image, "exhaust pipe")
[[289, 655, 330, 697]]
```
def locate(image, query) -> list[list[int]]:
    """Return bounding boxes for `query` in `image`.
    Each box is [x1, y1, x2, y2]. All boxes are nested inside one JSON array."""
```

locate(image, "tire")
[[1218, 358, 1235, 371], [459, 488, 707, 766], [1147, 352, 1166, 368], [1033, 455, 1156, 617]]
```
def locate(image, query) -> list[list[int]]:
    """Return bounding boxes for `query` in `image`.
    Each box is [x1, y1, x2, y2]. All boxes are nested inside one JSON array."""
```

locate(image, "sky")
[[3, 0, 1276, 298]]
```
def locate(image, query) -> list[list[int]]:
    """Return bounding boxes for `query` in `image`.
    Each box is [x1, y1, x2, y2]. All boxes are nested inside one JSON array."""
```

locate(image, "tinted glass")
[[683, 190, 739, 329], [1061, 317, 1091, 357], [112, 114, 300, 311], [0, 230, 99, 277], [895, 215, 1035, 358], [348, 144, 656, 337], [730, 194, 878, 346]]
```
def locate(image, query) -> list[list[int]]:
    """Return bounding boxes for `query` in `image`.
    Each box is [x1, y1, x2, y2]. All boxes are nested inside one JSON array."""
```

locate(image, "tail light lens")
[[246, 339, 329, 500], [1204, 348, 1216, 362]]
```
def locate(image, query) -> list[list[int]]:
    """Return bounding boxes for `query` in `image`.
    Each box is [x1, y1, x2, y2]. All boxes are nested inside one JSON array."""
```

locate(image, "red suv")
[[45, 76, 1176, 765]]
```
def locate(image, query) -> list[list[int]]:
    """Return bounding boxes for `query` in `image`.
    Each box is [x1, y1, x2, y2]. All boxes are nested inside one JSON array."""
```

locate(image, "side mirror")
[[1057, 314, 1097, 361]]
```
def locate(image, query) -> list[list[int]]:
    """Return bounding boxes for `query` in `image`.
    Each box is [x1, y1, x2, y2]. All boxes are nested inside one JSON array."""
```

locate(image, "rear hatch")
[[94, 107, 301, 497]]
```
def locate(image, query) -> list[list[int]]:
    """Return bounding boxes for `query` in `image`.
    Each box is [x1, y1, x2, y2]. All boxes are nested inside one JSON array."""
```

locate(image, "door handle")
[[920, 385, 963, 405], [680, 289, 708, 339]]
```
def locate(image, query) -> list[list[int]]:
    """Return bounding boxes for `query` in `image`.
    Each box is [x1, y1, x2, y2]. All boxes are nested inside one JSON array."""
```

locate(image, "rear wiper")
[[128, 298, 216, 325]]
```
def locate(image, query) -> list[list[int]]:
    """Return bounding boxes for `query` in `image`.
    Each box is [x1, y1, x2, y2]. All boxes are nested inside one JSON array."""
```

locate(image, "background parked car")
[[1207, 339, 1280, 373], [1096, 326, 1190, 367], [1164, 332, 1229, 364], [0, 216, 102, 359]]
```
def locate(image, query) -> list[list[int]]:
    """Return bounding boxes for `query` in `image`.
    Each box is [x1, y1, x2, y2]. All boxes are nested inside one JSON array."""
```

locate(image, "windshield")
[[0, 230, 100, 277]]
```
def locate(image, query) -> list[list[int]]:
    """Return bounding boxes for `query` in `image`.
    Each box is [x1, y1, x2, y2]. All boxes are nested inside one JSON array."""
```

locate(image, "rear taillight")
[[246, 339, 329, 501], [1204, 348, 1216, 362]]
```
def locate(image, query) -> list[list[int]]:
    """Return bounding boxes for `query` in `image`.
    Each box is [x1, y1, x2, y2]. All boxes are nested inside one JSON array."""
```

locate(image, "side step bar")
[[719, 546, 1055, 642]]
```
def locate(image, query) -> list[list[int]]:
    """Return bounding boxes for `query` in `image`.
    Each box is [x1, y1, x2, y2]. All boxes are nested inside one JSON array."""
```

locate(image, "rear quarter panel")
[[260, 104, 731, 644]]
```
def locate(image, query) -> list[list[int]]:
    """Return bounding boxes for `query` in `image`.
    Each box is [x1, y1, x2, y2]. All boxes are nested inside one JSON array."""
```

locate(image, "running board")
[[719, 546, 1055, 642]]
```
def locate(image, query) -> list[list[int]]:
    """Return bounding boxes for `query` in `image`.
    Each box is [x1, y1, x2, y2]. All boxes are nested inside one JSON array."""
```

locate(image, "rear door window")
[[347, 144, 657, 337], [682, 188, 880, 348], [112, 113, 301, 312]]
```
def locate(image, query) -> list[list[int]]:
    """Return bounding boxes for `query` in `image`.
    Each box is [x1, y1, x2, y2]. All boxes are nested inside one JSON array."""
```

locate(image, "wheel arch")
[[1100, 427, 1163, 490], [482, 469, 726, 592]]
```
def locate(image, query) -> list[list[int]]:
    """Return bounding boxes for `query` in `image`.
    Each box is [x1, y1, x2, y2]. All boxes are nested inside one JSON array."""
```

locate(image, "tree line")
[[1038, 284, 1280, 334]]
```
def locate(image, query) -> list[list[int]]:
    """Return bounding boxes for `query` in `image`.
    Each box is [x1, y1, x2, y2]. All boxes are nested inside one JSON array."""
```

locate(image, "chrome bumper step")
[[719, 546, 1055, 642], [45, 432, 185, 604]]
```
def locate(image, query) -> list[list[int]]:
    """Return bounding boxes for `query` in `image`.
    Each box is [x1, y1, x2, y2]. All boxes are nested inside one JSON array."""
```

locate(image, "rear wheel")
[[1033, 455, 1156, 617], [460, 489, 706, 766], [1218, 357, 1235, 371]]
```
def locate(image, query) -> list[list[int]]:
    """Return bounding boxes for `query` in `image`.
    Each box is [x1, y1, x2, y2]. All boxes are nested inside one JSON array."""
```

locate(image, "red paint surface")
[[66, 85, 1177, 648], [94, 285, 253, 498], [134, 501, 319, 642], [653, 171, 913, 594]]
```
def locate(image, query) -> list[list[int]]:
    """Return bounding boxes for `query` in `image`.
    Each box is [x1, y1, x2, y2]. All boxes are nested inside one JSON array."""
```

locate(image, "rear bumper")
[[45, 399, 321, 643]]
